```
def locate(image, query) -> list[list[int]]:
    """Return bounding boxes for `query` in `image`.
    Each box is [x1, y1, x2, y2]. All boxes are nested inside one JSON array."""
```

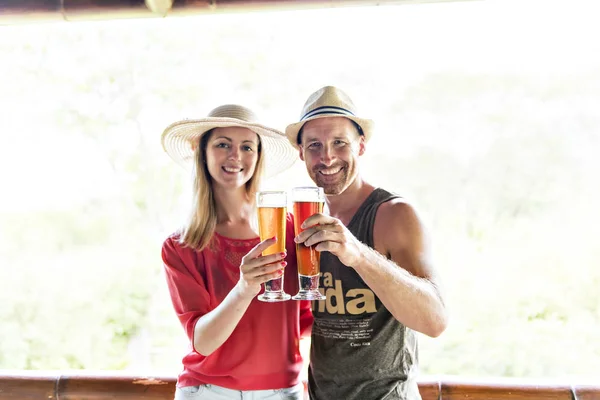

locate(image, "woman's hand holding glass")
[[237, 237, 287, 298]]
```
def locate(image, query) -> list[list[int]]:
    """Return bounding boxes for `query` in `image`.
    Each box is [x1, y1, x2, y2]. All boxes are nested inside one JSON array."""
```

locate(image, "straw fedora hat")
[[161, 104, 297, 177], [285, 86, 374, 149]]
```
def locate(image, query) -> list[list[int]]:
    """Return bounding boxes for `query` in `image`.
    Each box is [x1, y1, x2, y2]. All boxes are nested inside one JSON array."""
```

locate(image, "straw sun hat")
[[161, 104, 297, 177], [285, 86, 375, 149]]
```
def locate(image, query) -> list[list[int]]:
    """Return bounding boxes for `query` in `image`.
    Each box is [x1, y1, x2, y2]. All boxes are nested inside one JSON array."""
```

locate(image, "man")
[[285, 86, 448, 400]]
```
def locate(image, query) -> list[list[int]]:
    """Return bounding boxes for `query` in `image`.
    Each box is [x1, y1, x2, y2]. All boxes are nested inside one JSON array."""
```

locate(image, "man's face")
[[299, 116, 365, 195]]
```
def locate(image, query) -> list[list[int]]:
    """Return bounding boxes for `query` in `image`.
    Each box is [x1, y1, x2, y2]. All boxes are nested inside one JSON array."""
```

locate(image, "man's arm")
[[356, 199, 447, 337], [296, 200, 447, 337]]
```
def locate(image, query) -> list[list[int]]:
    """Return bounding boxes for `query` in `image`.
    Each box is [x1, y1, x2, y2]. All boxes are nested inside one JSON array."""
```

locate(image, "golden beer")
[[256, 191, 290, 302], [291, 187, 326, 301], [258, 206, 286, 255], [293, 201, 324, 276]]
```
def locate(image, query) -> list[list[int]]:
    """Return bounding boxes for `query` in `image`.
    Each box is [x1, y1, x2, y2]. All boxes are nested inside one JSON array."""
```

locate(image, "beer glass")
[[256, 191, 291, 302], [292, 186, 326, 300]]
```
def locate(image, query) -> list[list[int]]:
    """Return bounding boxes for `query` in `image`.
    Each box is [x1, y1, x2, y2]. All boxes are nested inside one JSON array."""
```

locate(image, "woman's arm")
[[163, 236, 287, 356]]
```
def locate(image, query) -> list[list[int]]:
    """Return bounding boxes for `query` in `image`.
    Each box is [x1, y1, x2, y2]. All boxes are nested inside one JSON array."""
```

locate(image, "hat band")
[[301, 106, 355, 121]]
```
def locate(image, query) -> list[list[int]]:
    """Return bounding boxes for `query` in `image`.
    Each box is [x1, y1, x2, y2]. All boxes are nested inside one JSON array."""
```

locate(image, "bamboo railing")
[[0, 371, 599, 399], [0, 0, 465, 24]]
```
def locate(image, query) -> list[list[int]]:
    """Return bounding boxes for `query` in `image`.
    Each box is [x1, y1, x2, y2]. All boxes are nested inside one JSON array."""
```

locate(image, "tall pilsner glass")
[[292, 187, 326, 300], [256, 191, 291, 302]]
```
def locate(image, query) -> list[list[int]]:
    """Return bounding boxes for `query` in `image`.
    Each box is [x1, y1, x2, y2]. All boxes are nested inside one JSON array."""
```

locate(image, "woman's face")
[[204, 127, 260, 190]]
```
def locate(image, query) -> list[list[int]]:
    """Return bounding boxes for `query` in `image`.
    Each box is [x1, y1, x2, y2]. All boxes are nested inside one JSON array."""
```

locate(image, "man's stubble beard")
[[310, 161, 352, 196]]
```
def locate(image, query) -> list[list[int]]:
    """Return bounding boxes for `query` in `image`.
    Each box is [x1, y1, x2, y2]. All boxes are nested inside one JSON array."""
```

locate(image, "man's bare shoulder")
[[378, 197, 420, 226], [375, 197, 424, 248], [374, 196, 434, 279]]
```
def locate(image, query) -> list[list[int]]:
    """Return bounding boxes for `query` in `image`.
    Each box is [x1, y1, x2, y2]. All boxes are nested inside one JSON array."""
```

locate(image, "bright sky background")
[[1, 0, 599, 211]]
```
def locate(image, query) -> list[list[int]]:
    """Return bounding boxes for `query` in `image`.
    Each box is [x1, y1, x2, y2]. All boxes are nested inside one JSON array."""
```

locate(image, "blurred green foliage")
[[0, 3, 599, 380]]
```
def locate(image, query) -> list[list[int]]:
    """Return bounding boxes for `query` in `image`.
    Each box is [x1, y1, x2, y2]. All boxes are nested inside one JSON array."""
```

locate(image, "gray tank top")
[[308, 188, 421, 400]]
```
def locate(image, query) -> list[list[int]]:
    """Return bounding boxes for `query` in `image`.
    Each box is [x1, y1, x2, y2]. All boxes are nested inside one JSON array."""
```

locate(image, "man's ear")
[[299, 146, 305, 161], [357, 136, 366, 156]]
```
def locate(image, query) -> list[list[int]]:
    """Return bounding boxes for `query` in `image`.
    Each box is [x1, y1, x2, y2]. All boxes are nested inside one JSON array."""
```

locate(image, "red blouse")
[[162, 213, 313, 390]]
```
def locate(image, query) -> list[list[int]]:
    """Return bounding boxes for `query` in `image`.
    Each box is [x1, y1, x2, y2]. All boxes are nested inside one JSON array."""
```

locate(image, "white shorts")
[[174, 382, 305, 400]]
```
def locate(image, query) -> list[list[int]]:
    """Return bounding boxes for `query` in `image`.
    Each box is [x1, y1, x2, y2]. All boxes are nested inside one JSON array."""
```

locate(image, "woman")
[[161, 104, 312, 400]]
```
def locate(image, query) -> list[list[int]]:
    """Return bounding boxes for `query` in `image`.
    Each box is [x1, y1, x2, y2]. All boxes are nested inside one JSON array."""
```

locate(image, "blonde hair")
[[180, 129, 265, 251]]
